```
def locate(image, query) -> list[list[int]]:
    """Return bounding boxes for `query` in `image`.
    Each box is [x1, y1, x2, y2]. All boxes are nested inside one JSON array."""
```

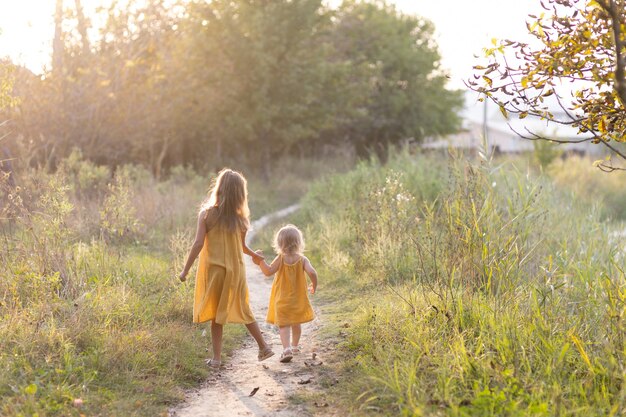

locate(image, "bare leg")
[[279, 326, 291, 350], [245, 321, 269, 350], [211, 321, 223, 361], [292, 324, 302, 347]]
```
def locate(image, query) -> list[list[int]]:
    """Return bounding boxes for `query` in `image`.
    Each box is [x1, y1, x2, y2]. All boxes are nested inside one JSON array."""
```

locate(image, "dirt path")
[[170, 205, 328, 417]]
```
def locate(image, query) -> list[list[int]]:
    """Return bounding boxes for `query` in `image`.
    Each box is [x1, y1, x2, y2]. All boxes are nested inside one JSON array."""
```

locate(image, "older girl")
[[179, 168, 274, 367]]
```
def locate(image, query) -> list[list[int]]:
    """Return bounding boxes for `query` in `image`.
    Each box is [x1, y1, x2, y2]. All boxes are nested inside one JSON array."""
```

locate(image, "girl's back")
[[201, 208, 243, 268], [194, 208, 252, 325], [267, 255, 314, 326]]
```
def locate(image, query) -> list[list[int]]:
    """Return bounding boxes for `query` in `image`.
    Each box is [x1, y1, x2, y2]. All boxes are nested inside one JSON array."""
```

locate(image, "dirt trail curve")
[[170, 204, 326, 417]]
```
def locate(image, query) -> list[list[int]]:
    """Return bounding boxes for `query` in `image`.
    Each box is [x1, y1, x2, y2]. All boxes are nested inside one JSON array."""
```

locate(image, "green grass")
[[298, 150, 626, 416], [0, 246, 213, 416], [0, 152, 348, 416], [547, 155, 626, 221]]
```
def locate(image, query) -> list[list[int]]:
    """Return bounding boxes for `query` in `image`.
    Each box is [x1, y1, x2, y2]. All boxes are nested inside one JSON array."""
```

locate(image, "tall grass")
[[0, 151, 348, 416], [548, 155, 626, 221], [300, 149, 626, 416]]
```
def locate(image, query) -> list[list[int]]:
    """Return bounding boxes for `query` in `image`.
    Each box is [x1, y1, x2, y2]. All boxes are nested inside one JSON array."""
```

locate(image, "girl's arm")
[[303, 256, 318, 294], [257, 255, 281, 277], [179, 211, 207, 281], [241, 230, 265, 265]]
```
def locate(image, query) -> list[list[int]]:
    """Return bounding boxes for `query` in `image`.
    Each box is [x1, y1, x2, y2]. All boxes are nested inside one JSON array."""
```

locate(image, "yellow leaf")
[[482, 76, 493, 87], [499, 105, 509, 119], [24, 384, 37, 395], [521, 77, 529, 89], [569, 331, 594, 374]]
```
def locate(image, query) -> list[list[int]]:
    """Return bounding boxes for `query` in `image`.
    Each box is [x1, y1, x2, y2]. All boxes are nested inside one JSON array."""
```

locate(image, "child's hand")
[[252, 253, 263, 265], [179, 271, 187, 282], [309, 284, 316, 295], [252, 250, 265, 265]]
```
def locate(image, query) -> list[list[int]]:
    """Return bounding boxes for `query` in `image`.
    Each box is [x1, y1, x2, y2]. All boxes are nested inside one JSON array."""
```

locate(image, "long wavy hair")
[[200, 168, 250, 232]]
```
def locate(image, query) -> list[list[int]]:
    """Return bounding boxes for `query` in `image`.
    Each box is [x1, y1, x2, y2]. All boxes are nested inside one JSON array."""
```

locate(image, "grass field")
[[0, 152, 349, 416], [296, 150, 626, 416]]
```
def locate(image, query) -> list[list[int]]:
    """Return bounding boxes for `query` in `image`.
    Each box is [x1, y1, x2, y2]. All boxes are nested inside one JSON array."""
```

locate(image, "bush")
[[58, 148, 111, 198], [100, 169, 142, 243]]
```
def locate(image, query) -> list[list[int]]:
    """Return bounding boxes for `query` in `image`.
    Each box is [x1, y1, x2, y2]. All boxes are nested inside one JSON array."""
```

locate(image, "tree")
[[332, 1, 463, 158], [469, 0, 626, 171], [187, 0, 352, 177], [4, 0, 463, 174]]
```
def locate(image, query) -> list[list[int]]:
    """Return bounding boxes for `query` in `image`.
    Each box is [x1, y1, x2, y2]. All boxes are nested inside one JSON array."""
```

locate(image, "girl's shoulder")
[[202, 207, 219, 230], [280, 253, 305, 266]]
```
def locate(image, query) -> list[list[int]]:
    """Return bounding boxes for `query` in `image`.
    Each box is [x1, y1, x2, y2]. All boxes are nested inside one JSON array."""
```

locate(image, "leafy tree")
[[332, 1, 463, 158], [469, 0, 626, 171], [187, 0, 353, 177], [4, 0, 463, 174]]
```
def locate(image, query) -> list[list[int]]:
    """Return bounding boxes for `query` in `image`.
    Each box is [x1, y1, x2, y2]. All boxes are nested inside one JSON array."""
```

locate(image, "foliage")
[[58, 148, 111, 197], [533, 140, 562, 169], [100, 169, 142, 243], [186, 0, 354, 176], [469, 0, 626, 170], [2, 0, 460, 174], [332, 1, 463, 157], [0, 60, 17, 110], [300, 150, 625, 416]]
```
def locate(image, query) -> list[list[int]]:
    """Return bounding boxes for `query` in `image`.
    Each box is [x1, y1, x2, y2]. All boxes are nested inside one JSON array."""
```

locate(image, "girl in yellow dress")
[[179, 168, 274, 367], [255, 224, 318, 363]]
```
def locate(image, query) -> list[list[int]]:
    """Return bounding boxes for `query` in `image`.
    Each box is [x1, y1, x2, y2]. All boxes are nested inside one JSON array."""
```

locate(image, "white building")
[[422, 91, 606, 156]]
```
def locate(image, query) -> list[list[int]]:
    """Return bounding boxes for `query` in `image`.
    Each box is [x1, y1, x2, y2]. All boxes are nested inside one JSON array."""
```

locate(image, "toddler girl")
[[256, 224, 318, 363]]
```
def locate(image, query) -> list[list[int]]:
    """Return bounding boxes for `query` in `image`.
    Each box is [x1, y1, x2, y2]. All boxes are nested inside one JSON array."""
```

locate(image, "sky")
[[0, 0, 541, 88]]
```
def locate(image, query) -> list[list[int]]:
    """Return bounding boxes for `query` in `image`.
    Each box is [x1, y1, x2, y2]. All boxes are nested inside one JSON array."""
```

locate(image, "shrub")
[[58, 148, 111, 198], [100, 169, 142, 243]]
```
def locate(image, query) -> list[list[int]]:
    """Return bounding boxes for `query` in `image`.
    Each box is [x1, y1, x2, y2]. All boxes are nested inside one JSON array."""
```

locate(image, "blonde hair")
[[200, 168, 250, 232], [273, 224, 305, 255]]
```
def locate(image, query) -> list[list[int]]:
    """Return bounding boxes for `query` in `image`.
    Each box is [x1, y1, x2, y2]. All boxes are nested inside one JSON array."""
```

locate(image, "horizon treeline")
[[1, 0, 462, 177]]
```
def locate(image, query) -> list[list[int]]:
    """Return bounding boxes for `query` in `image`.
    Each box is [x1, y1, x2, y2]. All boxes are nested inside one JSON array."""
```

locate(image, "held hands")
[[252, 249, 265, 265]]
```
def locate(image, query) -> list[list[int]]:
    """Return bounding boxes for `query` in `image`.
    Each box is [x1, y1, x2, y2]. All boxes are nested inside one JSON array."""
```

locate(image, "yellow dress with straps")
[[266, 256, 315, 326], [193, 221, 255, 325]]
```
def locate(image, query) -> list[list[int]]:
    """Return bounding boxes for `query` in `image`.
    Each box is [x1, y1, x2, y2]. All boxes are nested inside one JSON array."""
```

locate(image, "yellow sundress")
[[193, 224, 256, 325], [266, 256, 315, 326]]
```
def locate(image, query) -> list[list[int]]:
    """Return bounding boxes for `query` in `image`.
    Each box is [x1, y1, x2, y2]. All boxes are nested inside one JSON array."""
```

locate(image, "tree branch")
[[508, 124, 594, 144], [601, 0, 626, 107]]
